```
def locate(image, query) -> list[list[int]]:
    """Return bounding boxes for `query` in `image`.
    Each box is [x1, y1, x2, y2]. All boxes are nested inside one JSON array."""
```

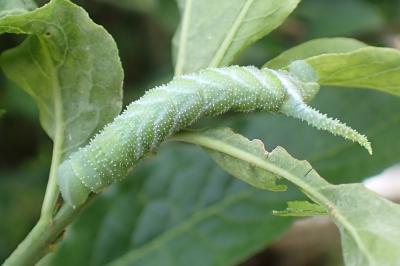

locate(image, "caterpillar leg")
[[58, 161, 91, 208], [280, 101, 372, 154]]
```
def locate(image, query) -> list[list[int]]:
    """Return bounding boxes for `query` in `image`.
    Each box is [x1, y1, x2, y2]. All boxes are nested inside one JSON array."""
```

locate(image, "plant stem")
[[5, 121, 67, 265], [3, 203, 87, 266], [174, 0, 193, 76], [41, 134, 63, 221]]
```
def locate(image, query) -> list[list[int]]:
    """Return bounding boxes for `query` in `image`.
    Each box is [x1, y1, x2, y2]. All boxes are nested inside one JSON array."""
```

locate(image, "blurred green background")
[[1, 0, 399, 265]]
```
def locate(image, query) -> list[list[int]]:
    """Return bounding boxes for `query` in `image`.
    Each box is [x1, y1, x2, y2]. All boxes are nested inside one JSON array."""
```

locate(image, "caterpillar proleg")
[[58, 62, 371, 207]]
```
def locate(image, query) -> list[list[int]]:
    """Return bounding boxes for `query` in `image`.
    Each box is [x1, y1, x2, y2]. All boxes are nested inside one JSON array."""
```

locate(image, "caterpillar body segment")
[[58, 64, 370, 207]]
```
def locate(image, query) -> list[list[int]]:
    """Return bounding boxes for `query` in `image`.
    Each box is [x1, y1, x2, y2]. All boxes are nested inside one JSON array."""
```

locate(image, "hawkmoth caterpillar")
[[58, 61, 371, 207]]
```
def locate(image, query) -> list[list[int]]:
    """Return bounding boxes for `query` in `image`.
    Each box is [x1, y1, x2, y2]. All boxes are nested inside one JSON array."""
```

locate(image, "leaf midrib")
[[38, 34, 65, 218], [209, 0, 254, 67], [38, 36, 64, 149], [172, 132, 374, 264], [174, 0, 192, 76]]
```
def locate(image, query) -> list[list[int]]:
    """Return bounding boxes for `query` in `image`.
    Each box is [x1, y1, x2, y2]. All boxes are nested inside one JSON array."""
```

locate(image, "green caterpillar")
[[58, 61, 371, 207]]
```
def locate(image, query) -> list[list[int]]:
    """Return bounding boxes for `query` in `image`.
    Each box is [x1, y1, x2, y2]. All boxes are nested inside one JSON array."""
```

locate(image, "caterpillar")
[[58, 61, 371, 208]]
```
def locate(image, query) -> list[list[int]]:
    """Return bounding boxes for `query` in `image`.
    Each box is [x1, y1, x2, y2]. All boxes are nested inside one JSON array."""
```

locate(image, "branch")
[[3, 199, 92, 266]]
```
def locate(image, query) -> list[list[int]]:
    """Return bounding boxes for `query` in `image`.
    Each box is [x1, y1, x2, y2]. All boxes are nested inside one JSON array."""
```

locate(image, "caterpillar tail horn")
[[281, 101, 372, 155]]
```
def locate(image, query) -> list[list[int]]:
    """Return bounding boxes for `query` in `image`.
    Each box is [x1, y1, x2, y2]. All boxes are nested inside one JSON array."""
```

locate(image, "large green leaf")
[[172, 0, 300, 75], [0, 0, 36, 18], [171, 127, 400, 266], [37, 2, 400, 266], [40, 144, 298, 266], [305, 47, 400, 96], [266, 39, 400, 96], [41, 88, 400, 266], [265, 37, 367, 69], [177, 129, 288, 192], [321, 184, 400, 266], [0, 0, 123, 156], [235, 88, 400, 182]]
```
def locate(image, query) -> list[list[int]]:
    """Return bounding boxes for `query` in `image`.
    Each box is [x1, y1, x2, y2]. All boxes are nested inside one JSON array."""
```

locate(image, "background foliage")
[[1, 0, 399, 265]]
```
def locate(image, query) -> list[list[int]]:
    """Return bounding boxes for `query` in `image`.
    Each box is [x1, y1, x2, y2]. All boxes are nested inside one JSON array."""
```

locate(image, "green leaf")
[[195, 128, 287, 191], [304, 47, 400, 96], [273, 200, 327, 216], [266, 39, 400, 96], [0, 109, 5, 118], [173, 127, 400, 266], [0, 0, 36, 18], [40, 144, 297, 266], [265, 37, 367, 69], [41, 88, 400, 266], [233, 89, 400, 184], [34, 2, 400, 266], [321, 184, 400, 266], [173, 0, 300, 75], [0, 0, 123, 156]]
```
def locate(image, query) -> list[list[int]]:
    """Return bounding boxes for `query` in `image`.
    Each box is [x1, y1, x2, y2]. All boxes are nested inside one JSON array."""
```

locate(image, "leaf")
[[0, 109, 5, 118], [196, 128, 287, 191], [41, 88, 400, 266], [0, 0, 123, 156], [304, 47, 400, 96], [265, 39, 400, 96], [173, 127, 400, 266], [273, 201, 327, 217], [265, 37, 367, 69], [40, 144, 298, 266], [170, 0, 400, 186], [37, 2, 400, 266], [233, 88, 400, 183], [321, 184, 400, 266], [172, 0, 300, 75], [0, 0, 36, 18]]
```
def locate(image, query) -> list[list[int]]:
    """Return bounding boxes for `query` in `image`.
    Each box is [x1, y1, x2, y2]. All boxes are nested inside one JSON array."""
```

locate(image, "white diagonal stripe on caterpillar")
[[58, 63, 371, 208]]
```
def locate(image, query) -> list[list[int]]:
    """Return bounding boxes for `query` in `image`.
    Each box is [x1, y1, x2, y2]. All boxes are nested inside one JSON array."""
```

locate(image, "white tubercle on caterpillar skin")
[[276, 61, 372, 154], [58, 64, 372, 208], [281, 101, 372, 154]]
